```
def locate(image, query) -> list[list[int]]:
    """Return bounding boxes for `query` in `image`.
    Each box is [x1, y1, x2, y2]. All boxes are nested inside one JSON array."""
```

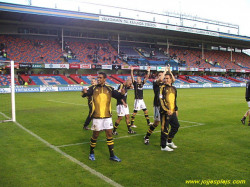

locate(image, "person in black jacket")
[[159, 73, 180, 151], [241, 80, 250, 126]]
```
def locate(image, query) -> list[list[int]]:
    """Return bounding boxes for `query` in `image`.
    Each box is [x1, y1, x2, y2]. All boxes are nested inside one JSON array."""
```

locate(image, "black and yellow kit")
[[82, 84, 123, 118], [159, 84, 180, 148], [116, 83, 128, 105], [153, 80, 163, 107], [132, 79, 145, 99]]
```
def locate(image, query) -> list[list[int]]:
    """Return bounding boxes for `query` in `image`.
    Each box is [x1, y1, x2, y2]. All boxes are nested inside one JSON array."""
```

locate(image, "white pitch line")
[[13, 120, 123, 187], [56, 123, 205, 148]]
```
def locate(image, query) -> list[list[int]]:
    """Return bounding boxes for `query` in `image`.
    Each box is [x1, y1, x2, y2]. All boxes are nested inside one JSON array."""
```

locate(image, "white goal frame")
[[0, 60, 16, 122]]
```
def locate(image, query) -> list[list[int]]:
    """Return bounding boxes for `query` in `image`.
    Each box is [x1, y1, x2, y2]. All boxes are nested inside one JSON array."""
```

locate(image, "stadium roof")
[[0, 2, 250, 49]]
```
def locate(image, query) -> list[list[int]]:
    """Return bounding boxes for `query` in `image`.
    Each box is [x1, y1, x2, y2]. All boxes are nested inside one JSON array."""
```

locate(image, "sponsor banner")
[[245, 70, 250, 73], [58, 86, 83, 91], [15, 86, 40, 93], [0, 88, 10, 93], [191, 68, 199, 71], [157, 66, 166, 71], [130, 66, 140, 70], [140, 66, 148, 70], [112, 65, 121, 70], [122, 65, 130, 70], [32, 64, 44, 68], [150, 66, 157, 71], [229, 83, 242, 87], [69, 64, 80, 69], [189, 83, 203, 88], [40, 86, 58, 92], [142, 85, 153, 89], [172, 66, 178, 71], [210, 68, 226, 72], [102, 65, 112, 70], [180, 84, 190, 88], [5, 63, 19, 69], [80, 64, 91, 69], [99, 16, 158, 29], [173, 26, 219, 37], [211, 83, 224, 87], [203, 83, 212, 88], [45, 64, 69, 69], [198, 68, 205, 71], [91, 64, 102, 69], [19, 63, 32, 68], [178, 67, 187, 71], [204, 68, 210, 71]]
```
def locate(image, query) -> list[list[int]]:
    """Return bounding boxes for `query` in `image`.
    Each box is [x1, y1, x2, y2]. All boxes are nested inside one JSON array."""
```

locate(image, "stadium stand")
[[20, 74, 74, 85], [207, 76, 239, 83], [0, 74, 19, 86]]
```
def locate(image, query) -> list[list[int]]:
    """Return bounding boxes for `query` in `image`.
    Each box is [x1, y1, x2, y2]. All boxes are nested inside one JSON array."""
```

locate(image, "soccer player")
[[83, 78, 96, 130], [241, 80, 250, 126], [144, 65, 175, 145], [130, 66, 152, 128], [112, 78, 136, 135], [159, 72, 179, 151], [81, 72, 125, 162]]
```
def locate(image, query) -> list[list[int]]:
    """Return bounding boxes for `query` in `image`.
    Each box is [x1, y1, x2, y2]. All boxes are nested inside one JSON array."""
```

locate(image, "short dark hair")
[[165, 73, 172, 78], [98, 72, 107, 79]]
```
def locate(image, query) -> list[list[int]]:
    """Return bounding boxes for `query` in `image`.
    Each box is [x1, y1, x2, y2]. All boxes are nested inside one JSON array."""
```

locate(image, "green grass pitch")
[[0, 87, 249, 187]]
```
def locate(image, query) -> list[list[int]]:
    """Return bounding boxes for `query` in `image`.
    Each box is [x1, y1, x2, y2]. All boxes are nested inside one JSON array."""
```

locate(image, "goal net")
[[0, 60, 16, 122]]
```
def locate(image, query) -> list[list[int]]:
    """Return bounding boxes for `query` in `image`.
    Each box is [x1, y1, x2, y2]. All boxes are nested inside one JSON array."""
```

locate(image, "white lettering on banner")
[[99, 16, 220, 37], [45, 64, 69, 69]]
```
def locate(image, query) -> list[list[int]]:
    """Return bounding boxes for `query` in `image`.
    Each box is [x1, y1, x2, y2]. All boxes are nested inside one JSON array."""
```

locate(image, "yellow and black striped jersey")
[[82, 84, 123, 118], [159, 84, 178, 113]]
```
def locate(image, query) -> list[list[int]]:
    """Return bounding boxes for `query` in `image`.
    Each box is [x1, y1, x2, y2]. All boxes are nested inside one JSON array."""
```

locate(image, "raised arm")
[[131, 66, 135, 83], [167, 64, 175, 83], [144, 66, 151, 82]]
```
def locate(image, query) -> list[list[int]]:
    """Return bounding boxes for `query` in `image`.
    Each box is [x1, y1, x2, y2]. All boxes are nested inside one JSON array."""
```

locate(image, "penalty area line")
[[13, 120, 123, 187], [57, 123, 205, 148]]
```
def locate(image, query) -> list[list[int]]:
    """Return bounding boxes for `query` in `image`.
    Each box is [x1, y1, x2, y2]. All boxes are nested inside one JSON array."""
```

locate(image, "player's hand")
[[131, 66, 134, 71], [176, 111, 178, 116], [120, 88, 126, 95], [124, 103, 127, 108], [83, 87, 88, 93], [167, 110, 173, 116]]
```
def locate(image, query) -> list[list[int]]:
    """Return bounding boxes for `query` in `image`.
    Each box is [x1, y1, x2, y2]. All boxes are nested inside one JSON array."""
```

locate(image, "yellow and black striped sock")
[[145, 124, 157, 138], [90, 137, 97, 154], [107, 137, 114, 157]]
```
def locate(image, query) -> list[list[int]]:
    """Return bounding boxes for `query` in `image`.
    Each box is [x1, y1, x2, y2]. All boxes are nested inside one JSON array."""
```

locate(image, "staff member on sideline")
[[82, 72, 125, 161], [241, 80, 250, 126], [83, 78, 96, 130]]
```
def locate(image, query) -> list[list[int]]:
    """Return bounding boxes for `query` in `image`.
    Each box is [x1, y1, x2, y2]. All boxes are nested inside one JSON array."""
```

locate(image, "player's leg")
[[241, 101, 250, 125], [141, 100, 152, 125], [89, 126, 100, 161], [104, 118, 121, 162], [167, 113, 180, 149], [83, 104, 92, 130], [113, 116, 123, 135], [144, 106, 160, 145], [160, 113, 173, 151]]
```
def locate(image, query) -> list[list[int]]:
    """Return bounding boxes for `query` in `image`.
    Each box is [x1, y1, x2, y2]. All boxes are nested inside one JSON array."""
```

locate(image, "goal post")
[[0, 60, 16, 122]]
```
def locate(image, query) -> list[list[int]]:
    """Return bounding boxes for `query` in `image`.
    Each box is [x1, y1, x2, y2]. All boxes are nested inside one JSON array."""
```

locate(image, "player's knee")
[[142, 108, 147, 112]]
